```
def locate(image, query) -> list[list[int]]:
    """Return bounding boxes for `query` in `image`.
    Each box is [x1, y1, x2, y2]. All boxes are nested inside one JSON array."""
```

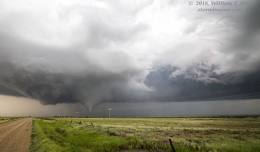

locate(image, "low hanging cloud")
[[145, 63, 260, 101], [0, 34, 152, 109], [0, 0, 152, 111], [0, 0, 260, 111], [0, 32, 151, 111]]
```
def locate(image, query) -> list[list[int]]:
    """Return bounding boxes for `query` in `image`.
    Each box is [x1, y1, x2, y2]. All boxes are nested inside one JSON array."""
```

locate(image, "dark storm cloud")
[[143, 0, 260, 102], [222, 0, 260, 72], [0, 0, 260, 112], [145, 63, 260, 101], [0, 32, 150, 110], [244, 0, 260, 34], [0, 0, 153, 111]]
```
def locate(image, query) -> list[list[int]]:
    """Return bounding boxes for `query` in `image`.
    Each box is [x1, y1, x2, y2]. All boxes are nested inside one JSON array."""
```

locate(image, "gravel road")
[[0, 118, 32, 152]]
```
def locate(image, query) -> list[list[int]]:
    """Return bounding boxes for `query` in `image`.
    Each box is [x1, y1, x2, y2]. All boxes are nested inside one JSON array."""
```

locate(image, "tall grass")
[[30, 117, 260, 152]]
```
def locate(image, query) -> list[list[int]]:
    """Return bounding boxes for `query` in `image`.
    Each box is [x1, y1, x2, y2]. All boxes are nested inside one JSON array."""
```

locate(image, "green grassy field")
[[0, 117, 15, 123], [30, 117, 260, 152], [0, 118, 8, 123]]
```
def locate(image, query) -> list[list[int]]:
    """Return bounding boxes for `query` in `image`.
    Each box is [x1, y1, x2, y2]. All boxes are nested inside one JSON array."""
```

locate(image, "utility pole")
[[108, 108, 112, 119]]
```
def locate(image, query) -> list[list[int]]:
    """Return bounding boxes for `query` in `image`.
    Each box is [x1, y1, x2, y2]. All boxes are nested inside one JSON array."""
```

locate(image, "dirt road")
[[0, 118, 32, 152]]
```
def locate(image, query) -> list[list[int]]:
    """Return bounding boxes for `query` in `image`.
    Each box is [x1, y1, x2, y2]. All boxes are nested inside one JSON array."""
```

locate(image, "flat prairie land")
[[30, 117, 260, 152], [0, 117, 19, 124], [0, 117, 11, 123]]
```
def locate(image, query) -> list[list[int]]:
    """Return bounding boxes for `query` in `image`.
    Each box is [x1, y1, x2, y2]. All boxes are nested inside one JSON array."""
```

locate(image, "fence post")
[[169, 139, 176, 152]]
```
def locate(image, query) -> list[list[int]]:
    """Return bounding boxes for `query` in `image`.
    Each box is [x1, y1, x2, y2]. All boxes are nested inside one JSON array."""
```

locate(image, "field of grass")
[[0, 117, 15, 123], [30, 117, 260, 152], [0, 118, 8, 123]]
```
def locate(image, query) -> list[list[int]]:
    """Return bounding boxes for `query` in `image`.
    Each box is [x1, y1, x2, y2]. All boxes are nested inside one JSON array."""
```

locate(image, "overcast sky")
[[0, 0, 260, 116]]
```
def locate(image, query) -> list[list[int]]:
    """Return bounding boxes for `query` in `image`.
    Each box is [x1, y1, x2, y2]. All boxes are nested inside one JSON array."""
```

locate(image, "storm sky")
[[0, 0, 260, 115]]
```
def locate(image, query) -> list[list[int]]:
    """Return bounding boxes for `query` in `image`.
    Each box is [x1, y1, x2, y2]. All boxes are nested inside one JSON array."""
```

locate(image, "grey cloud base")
[[145, 64, 260, 102], [0, 33, 149, 109]]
